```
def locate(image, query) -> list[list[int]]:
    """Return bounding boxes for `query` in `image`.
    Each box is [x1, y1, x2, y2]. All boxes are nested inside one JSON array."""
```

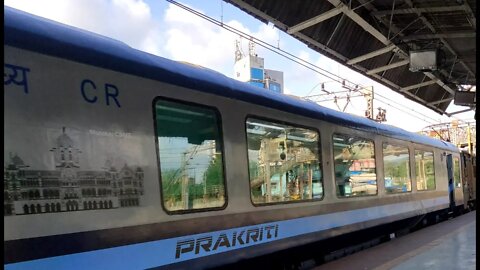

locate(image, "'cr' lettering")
[[81, 79, 121, 108]]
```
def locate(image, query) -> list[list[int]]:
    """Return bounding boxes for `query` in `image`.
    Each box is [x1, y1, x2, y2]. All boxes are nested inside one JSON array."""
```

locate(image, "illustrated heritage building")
[[4, 128, 144, 216]]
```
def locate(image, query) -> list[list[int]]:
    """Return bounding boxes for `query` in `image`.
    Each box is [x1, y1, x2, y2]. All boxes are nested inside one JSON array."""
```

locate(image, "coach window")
[[415, 150, 435, 191], [383, 143, 412, 194], [333, 134, 377, 197], [246, 118, 323, 205], [154, 99, 226, 212], [453, 157, 461, 188]]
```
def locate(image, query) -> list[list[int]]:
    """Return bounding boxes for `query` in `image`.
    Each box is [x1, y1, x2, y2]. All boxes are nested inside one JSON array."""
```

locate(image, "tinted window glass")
[[383, 143, 411, 193], [154, 99, 226, 212], [415, 150, 435, 191], [246, 118, 323, 204], [453, 157, 461, 188], [333, 134, 377, 197]]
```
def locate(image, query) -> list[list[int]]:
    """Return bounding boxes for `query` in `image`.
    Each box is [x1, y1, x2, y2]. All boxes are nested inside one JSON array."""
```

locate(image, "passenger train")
[[4, 7, 476, 270]]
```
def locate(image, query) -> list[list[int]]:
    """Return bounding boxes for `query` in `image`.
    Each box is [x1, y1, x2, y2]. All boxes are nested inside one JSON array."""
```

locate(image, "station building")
[[234, 52, 284, 94]]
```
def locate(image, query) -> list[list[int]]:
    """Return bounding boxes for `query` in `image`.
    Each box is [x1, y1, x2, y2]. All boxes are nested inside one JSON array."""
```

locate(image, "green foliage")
[[249, 161, 259, 178], [205, 155, 223, 187], [385, 161, 408, 180], [189, 184, 204, 198], [425, 160, 435, 189], [162, 169, 181, 200], [427, 176, 435, 189], [453, 158, 460, 186]]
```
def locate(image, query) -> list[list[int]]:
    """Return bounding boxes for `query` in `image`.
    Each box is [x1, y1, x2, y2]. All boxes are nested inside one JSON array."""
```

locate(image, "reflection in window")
[[383, 144, 411, 193], [246, 118, 323, 204], [155, 99, 225, 212], [415, 150, 435, 191], [333, 134, 377, 197], [453, 157, 461, 188]]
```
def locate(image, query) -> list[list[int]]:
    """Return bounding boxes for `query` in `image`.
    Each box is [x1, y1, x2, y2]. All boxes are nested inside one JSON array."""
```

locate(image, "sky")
[[4, 0, 475, 133]]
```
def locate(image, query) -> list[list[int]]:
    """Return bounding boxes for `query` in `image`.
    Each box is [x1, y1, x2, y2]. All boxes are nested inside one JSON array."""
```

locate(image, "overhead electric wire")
[[307, 82, 441, 125], [373, 95, 440, 125], [167, 0, 451, 126], [167, 0, 353, 86]]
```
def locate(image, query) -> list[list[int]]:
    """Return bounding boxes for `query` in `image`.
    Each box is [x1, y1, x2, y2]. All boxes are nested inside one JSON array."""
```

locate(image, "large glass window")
[[154, 99, 226, 212], [383, 143, 411, 193], [453, 157, 461, 188], [415, 150, 435, 191], [246, 118, 323, 204], [333, 134, 377, 197]]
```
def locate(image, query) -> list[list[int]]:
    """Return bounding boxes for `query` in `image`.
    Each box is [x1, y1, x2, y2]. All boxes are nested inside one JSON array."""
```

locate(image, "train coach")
[[4, 6, 474, 270]]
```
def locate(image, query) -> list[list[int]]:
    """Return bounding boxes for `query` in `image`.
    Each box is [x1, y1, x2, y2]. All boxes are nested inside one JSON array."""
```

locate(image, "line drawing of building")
[[4, 127, 144, 216]]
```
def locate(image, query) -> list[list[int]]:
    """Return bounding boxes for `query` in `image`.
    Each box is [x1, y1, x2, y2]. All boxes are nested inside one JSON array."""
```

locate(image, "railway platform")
[[313, 211, 476, 270]]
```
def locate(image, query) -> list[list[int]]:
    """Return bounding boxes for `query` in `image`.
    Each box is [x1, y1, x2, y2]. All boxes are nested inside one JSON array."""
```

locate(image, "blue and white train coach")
[[4, 6, 467, 270]]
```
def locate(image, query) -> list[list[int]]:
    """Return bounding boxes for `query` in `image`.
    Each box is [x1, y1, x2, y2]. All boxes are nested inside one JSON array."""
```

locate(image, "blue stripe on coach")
[[5, 197, 448, 270]]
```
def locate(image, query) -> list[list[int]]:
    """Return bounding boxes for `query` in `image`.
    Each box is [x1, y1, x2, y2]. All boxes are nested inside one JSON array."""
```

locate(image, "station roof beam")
[[400, 80, 438, 92], [225, 0, 476, 114], [347, 44, 396, 65], [401, 32, 476, 41], [428, 98, 454, 106], [287, 6, 345, 34], [372, 5, 470, 16], [327, 0, 390, 45], [402, 0, 475, 79], [367, 59, 409, 75]]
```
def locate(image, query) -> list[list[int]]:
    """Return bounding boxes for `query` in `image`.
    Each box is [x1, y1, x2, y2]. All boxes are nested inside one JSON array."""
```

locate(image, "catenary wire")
[[167, 0, 455, 127]]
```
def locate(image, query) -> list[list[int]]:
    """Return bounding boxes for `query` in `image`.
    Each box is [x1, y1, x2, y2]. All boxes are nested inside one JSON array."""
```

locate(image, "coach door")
[[446, 154, 455, 210]]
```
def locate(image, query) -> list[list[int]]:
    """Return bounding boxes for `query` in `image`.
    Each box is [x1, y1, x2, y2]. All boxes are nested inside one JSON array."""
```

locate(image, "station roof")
[[225, 0, 476, 115]]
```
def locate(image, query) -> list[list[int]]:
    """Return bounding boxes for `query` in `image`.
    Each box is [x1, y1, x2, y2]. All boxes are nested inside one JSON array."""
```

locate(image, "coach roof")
[[4, 6, 457, 152]]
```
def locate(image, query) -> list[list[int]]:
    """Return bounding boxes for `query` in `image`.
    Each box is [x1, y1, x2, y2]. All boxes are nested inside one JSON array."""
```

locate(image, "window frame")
[[152, 96, 228, 215], [332, 132, 378, 199], [245, 114, 325, 207], [382, 142, 412, 195], [413, 148, 436, 191]]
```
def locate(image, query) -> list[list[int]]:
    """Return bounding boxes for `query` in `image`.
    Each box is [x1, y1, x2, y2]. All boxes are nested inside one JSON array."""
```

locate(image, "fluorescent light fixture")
[[156, 115, 191, 123], [247, 121, 285, 131], [157, 105, 208, 117], [334, 143, 351, 148], [287, 135, 316, 142], [247, 128, 267, 135]]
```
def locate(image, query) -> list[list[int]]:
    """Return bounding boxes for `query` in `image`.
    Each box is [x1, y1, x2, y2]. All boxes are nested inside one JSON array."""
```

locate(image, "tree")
[[249, 161, 259, 179], [161, 169, 181, 201], [204, 155, 223, 190]]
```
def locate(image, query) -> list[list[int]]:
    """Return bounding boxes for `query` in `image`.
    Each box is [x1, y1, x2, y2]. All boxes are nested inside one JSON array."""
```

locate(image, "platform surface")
[[314, 211, 476, 270]]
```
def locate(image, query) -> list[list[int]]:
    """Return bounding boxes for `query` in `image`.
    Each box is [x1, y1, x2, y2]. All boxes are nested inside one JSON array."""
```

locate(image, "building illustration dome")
[[56, 127, 74, 148], [120, 164, 134, 177], [10, 153, 25, 166]]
